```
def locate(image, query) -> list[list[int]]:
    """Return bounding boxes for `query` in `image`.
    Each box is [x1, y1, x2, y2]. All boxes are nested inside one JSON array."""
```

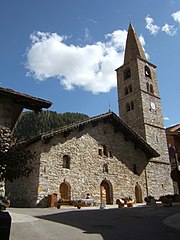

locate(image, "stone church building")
[[6, 23, 174, 207]]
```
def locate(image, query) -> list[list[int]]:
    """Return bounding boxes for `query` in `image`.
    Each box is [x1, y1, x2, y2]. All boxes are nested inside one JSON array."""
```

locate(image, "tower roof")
[[124, 23, 147, 64]]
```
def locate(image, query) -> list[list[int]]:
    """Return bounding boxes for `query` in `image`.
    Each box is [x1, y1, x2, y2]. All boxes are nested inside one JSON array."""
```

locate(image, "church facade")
[[6, 23, 174, 207]]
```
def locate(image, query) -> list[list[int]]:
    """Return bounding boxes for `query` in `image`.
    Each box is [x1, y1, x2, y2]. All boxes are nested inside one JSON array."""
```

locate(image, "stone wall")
[[0, 126, 12, 154], [6, 120, 174, 207]]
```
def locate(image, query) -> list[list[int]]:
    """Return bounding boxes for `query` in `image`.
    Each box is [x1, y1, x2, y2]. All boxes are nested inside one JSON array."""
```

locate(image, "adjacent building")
[[0, 86, 52, 194], [166, 124, 180, 194]]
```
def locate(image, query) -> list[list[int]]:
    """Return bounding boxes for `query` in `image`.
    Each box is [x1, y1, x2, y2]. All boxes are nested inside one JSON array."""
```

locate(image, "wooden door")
[[60, 182, 69, 201], [135, 184, 143, 203], [100, 180, 111, 204]]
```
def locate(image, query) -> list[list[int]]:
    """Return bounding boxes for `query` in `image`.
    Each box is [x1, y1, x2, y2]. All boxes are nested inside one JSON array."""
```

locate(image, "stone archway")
[[60, 181, 71, 201], [100, 179, 113, 204], [135, 182, 143, 203]]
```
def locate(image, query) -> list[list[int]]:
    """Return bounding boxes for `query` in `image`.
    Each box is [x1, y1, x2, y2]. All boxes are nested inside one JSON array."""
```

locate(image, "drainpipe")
[[145, 167, 149, 197]]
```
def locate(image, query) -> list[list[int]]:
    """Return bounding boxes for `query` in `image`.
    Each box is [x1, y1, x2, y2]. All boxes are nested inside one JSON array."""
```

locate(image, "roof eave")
[[0, 86, 52, 111]]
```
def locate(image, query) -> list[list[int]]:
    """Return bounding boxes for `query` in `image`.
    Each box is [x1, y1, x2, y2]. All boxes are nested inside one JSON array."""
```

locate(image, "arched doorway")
[[60, 181, 71, 201], [100, 179, 113, 204], [135, 183, 143, 203]]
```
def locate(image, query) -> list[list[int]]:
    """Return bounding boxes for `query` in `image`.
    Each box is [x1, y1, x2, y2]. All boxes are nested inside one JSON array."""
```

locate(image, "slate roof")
[[123, 23, 147, 64], [115, 23, 156, 72], [19, 111, 159, 159], [0, 86, 52, 111]]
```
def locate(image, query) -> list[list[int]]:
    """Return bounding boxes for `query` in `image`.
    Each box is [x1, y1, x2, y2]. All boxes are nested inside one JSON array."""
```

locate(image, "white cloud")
[[145, 16, 160, 36], [26, 29, 128, 94], [164, 117, 170, 121], [172, 10, 180, 23], [84, 28, 92, 42], [139, 34, 150, 59], [162, 23, 177, 36]]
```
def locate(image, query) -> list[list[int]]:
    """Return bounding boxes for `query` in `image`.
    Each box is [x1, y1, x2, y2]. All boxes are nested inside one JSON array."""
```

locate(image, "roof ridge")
[[16, 111, 159, 159]]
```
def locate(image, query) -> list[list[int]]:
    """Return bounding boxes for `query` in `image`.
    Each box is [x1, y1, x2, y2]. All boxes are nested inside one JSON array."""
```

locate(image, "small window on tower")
[[126, 103, 131, 112], [130, 101, 134, 110], [146, 82, 149, 92], [124, 67, 131, 80], [145, 66, 151, 78], [150, 84, 154, 94], [129, 84, 133, 93], [124, 86, 129, 95]]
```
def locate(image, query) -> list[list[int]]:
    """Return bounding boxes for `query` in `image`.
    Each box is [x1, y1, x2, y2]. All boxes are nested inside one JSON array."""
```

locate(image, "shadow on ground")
[[36, 205, 180, 240]]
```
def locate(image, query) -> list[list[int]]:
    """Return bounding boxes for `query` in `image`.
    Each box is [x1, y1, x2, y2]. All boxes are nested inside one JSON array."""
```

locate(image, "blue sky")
[[0, 0, 179, 127]]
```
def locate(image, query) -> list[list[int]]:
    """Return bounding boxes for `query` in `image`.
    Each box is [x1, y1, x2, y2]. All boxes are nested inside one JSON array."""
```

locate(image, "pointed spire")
[[124, 23, 147, 64]]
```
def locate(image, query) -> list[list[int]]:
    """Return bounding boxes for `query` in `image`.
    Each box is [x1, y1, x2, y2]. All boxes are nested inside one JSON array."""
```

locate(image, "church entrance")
[[135, 183, 143, 203], [100, 179, 113, 204], [60, 181, 71, 201]]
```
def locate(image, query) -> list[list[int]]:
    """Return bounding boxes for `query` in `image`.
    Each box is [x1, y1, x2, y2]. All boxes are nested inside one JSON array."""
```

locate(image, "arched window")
[[123, 67, 131, 80], [150, 84, 154, 94], [146, 82, 149, 92], [63, 155, 71, 169], [124, 86, 129, 95], [145, 66, 151, 78], [128, 84, 133, 93], [126, 103, 131, 112]]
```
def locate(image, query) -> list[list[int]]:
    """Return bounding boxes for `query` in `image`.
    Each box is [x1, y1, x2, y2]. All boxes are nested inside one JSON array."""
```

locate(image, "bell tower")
[[116, 23, 173, 197]]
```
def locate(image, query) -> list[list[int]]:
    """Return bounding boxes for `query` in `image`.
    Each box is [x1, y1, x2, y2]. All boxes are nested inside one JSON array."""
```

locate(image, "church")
[[6, 23, 174, 207]]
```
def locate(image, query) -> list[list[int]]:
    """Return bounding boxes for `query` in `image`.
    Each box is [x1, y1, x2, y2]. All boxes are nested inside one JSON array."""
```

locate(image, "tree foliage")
[[13, 110, 89, 142], [0, 111, 89, 182], [0, 148, 36, 182]]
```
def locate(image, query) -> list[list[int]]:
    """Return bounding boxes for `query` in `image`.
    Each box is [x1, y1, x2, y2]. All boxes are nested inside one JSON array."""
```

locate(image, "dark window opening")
[[145, 66, 151, 78], [63, 155, 71, 169], [146, 82, 149, 92], [150, 84, 154, 94], [124, 84, 133, 96], [103, 163, 109, 173], [99, 145, 112, 158], [99, 149, 103, 156], [124, 67, 131, 80], [126, 103, 131, 112], [129, 84, 133, 93], [103, 145, 108, 157], [126, 101, 134, 112], [130, 101, 134, 110], [124, 86, 129, 95]]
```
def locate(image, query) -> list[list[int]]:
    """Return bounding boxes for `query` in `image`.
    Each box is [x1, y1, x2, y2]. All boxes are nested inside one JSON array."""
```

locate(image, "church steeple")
[[116, 22, 173, 202], [124, 23, 147, 64]]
